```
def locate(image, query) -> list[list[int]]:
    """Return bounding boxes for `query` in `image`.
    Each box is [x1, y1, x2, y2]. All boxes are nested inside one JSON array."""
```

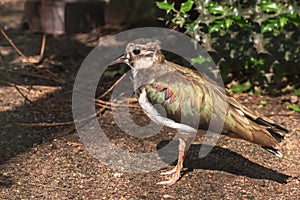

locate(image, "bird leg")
[[157, 138, 191, 185]]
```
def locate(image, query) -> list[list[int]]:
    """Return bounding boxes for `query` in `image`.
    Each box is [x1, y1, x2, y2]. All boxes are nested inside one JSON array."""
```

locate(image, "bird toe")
[[160, 167, 177, 175]]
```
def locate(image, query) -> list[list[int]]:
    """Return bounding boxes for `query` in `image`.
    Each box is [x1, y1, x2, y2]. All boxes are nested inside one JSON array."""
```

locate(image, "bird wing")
[[137, 61, 288, 153], [140, 62, 215, 129]]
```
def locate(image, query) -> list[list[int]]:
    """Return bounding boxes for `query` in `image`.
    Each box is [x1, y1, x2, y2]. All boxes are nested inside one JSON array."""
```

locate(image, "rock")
[[290, 95, 298, 104]]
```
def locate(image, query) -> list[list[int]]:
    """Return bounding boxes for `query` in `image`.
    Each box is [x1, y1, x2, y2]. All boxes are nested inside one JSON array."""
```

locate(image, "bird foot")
[[157, 166, 181, 185], [156, 176, 179, 185], [157, 138, 187, 185], [160, 166, 177, 175]]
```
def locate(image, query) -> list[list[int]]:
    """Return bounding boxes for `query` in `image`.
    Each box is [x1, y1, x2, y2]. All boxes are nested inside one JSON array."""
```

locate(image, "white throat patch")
[[134, 57, 154, 70]]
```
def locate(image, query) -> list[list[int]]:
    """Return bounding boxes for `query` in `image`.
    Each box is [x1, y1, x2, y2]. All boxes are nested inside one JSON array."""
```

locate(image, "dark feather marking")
[[261, 146, 282, 157], [255, 118, 288, 132], [266, 128, 284, 142], [241, 114, 287, 143]]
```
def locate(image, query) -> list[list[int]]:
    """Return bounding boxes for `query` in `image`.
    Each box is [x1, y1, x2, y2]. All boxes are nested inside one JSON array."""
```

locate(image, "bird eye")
[[132, 49, 140, 55]]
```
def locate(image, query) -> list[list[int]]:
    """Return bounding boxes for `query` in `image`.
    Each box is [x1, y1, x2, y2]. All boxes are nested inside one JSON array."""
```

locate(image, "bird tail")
[[258, 121, 287, 157], [248, 118, 286, 154], [224, 97, 289, 157], [261, 146, 282, 157]]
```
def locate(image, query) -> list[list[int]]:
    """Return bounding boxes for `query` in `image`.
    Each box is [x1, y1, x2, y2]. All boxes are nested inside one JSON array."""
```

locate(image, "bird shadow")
[[157, 141, 290, 184]]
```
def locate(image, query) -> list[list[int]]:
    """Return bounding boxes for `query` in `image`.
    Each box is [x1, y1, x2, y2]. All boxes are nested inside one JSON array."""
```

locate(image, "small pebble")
[[163, 194, 175, 199], [290, 95, 298, 104], [113, 172, 123, 178]]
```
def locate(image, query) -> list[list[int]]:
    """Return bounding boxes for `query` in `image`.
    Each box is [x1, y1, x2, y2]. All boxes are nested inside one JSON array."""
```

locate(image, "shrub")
[[156, 0, 300, 94]]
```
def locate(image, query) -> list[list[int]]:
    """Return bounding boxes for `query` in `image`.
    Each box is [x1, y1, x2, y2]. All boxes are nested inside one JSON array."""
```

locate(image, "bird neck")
[[132, 66, 177, 96], [133, 56, 155, 70], [131, 52, 166, 78]]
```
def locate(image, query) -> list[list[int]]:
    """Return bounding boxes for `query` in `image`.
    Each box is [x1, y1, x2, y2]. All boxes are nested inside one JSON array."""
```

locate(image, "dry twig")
[[0, 49, 35, 104], [21, 33, 46, 64], [0, 27, 65, 85], [95, 98, 139, 108], [99, 73, 126, 98], [16, 121, 74, 127]]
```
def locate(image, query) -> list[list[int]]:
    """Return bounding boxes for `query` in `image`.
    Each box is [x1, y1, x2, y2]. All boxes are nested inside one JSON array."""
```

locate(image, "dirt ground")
[[0, 14, 300, 200]]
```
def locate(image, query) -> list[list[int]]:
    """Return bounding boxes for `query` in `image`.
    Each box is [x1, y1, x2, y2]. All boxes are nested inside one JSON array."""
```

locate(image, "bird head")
[[111, 38, 165, 69]]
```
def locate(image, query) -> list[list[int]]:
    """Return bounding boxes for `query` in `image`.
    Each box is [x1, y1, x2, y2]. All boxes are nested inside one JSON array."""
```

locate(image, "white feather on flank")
[[236, 109, 244, 116], [138, 90, 197, 134]]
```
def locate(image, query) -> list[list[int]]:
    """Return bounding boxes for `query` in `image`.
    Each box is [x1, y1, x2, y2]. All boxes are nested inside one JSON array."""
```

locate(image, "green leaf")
[[254, 87, 264, 95], [156, 1, 175, 12], [258, 100, 267, 108], [180, 0, 194, 13], [191, 55, 212, 65], [209, 20, 225, 33], [229, 81, 252, 94], [207, 3, 225, 15], [250, 57, 264, 66], [288, 16, 300, 27], [261, 19, 279, 33], [231, 16, 249, 28], [225, 18, 233, 29], [279, 16, 288, 28], [260, 100, 267, 106], [293, 89, 300, 96], [244, 60, 249, 70], [286, 13, 298, 19], [259, 1, 280, 13], [103, 66, 127, 78], [287, 104, 300, 113]]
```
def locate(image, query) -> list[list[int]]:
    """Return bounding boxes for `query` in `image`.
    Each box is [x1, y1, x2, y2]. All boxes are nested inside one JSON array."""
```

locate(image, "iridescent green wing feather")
[[141, 61, 287, 150], [141, 62, 219, 128]]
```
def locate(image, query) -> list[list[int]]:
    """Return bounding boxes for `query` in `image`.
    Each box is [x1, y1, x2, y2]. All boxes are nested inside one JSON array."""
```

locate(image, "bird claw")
[[156, 178, 177, 185], [160, 167, 177, 175], [157, 167, 181, 185], [158, 139, 187, 185]]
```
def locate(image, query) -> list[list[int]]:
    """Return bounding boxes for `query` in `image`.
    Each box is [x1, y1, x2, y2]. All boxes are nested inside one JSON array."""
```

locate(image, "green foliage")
[[293, 88, 300, 96], [191, 55, 212, 65], [258, 100, 267, 108], [229, 81, 252, 94], [180, 0, 194, 13], [103, 65, 127, 78], [287, 104, 300, 112], [156, 1, 175, 13], [156, 0, 300, 94]]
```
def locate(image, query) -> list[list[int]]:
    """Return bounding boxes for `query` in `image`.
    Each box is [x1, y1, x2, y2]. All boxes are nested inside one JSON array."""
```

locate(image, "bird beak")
[[109, 53, 130, 66]]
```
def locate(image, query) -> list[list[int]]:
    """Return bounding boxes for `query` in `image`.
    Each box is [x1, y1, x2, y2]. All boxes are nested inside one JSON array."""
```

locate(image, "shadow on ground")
[[158, 141, 290, 184], [0, 30, 93, 163]]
